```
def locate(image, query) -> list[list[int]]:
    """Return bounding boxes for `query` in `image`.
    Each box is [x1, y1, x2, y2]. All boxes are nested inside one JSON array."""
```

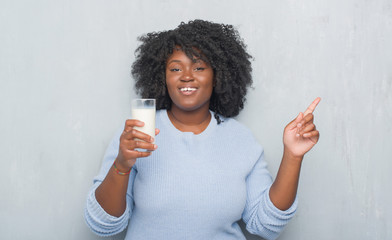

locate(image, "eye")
[[194, 67, 205, 71], [169, 68, 181, 72]]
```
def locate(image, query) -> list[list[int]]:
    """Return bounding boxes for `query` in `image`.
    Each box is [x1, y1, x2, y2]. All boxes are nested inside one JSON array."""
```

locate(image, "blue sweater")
[[85, 110, 297, 240]]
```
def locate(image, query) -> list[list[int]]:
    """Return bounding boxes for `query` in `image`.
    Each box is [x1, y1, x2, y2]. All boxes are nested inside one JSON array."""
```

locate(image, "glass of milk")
[[131, 99, 156, 145]]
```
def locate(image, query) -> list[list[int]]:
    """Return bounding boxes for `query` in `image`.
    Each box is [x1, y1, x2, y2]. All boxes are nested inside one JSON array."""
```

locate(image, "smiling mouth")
[[179, 87, 197, 96], [180, 87, 197, 92]]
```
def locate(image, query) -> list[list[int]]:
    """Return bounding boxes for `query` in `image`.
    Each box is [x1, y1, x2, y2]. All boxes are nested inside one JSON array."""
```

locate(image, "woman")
[[85, 20, 320, 240]]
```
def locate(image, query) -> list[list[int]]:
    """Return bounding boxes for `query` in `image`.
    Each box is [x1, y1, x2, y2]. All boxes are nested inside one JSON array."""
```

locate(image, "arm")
[[242, 148, 297, 240], [84, 120, 158, 236], [95, 119, 158, 217], [269, 97, 321, 210], [84, 128, 133, 236]]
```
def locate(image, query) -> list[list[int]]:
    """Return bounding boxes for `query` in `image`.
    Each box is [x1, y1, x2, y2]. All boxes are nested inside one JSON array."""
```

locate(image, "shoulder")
[[156, 109, 168, 129], [218, 116, 254, 138], [156, 109, 166, 116], [214, 115, 264, 166], [216, 115, 263, 150]]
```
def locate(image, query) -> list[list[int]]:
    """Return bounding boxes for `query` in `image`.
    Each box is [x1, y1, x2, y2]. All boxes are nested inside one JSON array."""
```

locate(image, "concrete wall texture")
[[1, 0, 391, 239]]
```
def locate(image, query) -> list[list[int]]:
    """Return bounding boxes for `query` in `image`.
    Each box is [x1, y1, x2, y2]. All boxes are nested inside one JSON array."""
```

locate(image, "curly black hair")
[[131, 19, 253, 123]]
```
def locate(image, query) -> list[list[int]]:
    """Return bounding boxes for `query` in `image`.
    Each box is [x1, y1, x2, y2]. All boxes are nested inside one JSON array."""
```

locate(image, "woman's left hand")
[[283, 97, 321, 159]]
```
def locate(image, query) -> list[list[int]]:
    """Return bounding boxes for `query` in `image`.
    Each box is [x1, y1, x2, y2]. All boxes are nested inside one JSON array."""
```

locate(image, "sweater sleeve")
[[242, 148, 298, 240], [84, 129, 135, 236]]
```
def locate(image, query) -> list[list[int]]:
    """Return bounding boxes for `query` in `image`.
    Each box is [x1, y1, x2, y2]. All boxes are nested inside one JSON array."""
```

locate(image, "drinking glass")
[[131, 99, 156, 144]]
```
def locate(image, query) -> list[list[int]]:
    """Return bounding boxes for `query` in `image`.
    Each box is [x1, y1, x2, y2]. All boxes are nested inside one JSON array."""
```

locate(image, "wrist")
[[113, 159, 132, 175], [283, 148, 304, 164]]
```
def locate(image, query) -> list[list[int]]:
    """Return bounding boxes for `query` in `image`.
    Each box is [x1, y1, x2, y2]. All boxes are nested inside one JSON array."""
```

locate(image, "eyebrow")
[[167, 60, 181, 64], [167, 59, 205, 65]]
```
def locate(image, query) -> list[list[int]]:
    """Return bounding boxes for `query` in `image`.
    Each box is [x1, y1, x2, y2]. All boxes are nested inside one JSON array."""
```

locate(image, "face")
[[165, 48, 214, 112]]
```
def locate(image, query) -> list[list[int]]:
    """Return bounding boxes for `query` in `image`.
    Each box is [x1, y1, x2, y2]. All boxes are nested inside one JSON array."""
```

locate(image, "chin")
[[173, 101, 210, 112], [178, 105, 202, 112]]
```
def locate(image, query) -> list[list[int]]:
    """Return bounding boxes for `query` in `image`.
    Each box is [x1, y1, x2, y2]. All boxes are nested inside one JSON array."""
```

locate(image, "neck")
[[167, 104, 211, 134]]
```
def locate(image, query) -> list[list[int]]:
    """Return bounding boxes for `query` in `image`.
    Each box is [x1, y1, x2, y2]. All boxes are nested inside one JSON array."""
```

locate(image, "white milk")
[[131, 107, 156, 142]]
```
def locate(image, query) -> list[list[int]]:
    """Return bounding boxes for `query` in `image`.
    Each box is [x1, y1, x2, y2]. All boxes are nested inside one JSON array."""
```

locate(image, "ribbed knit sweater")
[[85, 110, 297, 240]]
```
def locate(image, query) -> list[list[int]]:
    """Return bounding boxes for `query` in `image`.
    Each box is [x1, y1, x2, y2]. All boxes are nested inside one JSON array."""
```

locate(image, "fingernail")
[[296, 133, 300, 137], [154, 144, 158, 149], [297, 123, 302, 128]]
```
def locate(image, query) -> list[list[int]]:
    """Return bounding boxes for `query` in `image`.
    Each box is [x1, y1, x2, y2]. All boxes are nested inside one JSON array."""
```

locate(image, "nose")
[[181, 68, 194, 82]]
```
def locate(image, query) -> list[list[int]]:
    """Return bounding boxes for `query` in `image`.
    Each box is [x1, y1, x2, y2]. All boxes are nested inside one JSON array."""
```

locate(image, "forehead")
[[168, 48, 188, 59], [167, 48, 206, 64]]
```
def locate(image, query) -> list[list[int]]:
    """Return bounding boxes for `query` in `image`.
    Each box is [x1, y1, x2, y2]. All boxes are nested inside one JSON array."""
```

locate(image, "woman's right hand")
[[115, 119, 158, 172]]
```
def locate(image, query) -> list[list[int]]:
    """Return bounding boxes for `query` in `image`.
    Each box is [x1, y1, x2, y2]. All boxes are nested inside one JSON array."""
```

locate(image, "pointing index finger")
[[304, 97, 321, 116]]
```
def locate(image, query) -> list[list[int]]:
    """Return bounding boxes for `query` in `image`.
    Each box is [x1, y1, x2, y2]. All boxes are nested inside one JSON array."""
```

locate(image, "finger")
[[126, 149, 152, 158], [122, 129, 154, 143], [136, 150, 152, 158], [130, 140, 157, 151], [155, 128, 160, 136], [288, 112, 303, 130], [303, 97, 321, 116], [298, 123, 315, 135], [124, 119, 145, 132], [298, 113, 314, 128], [302, 130, 319, 139]]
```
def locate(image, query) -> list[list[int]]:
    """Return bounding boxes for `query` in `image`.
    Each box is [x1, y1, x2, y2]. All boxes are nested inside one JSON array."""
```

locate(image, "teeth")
[[180, 87, 196, 92]]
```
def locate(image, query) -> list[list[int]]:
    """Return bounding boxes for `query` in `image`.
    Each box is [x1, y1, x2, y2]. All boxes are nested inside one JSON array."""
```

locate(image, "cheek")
[[165, 79, 177, 100], [204, 73, 214, 90], [165, 75, 174, 91]]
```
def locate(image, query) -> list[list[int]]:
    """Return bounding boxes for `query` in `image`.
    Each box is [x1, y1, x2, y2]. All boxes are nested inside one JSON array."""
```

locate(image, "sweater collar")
[[159, 109, 217, 137]]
